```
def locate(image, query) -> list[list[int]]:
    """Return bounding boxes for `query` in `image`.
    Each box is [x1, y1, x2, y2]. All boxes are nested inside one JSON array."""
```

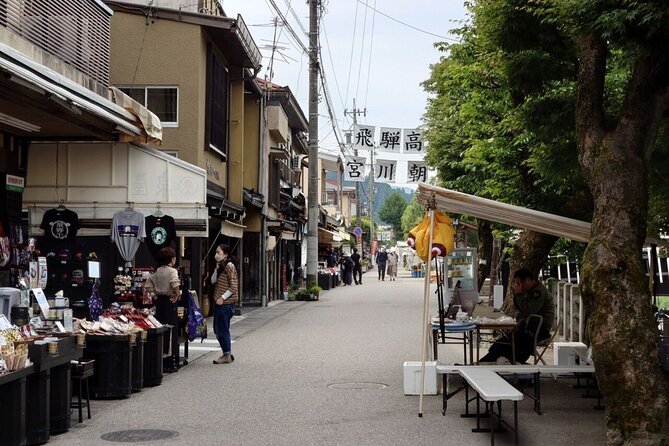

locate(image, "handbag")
[[186, 291, 207, 342]]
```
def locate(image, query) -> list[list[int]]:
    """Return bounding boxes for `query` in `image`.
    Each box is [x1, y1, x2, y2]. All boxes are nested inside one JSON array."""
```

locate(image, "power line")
[[354, 0, 369, 101], [363, 0, 377, 110], [343, 0, 360, 113], [356, 0, 460, 42], [321, 21, 347, 117]]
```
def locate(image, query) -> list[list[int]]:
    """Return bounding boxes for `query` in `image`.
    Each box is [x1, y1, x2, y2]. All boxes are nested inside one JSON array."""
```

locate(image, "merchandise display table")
[[84, 334, 132, 398], [144, 326, 168, 387], [0, 365, 35, 446], [28, 336, 83, 438]]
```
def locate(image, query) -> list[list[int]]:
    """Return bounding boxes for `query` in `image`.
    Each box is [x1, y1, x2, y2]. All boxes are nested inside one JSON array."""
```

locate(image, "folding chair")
[[533, 317, 561, 365]]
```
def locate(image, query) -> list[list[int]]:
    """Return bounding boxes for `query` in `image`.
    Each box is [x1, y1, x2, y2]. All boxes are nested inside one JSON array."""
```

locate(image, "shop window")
[[118, 86, 179, 127]]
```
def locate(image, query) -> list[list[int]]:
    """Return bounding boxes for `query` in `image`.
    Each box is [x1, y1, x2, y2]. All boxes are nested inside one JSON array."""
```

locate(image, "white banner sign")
[[378, 127, 402, 153], [406, 161, 429, 184], [402, 128, 424, 153], [344, 156, 367, 182], [352, 125, 375, 150], [375, 159, 397, 183]]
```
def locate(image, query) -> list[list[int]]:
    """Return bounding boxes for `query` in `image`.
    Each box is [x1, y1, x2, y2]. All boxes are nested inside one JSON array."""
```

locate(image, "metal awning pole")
[[418, 208, 436, 417]]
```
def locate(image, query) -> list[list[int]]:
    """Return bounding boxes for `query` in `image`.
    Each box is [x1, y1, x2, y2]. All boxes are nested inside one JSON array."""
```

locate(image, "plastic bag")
[[186, 291, 207, 342]]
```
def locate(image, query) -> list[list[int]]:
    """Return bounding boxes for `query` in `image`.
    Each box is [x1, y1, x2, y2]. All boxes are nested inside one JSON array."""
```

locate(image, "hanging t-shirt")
[[111, 209, 146, 266], [145, 214, 177, 261], [40, 208, 80, 242]]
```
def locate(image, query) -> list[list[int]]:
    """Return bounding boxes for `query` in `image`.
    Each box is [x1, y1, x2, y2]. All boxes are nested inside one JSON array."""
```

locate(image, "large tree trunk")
[[576, 32, 669, 445], [500, 230, 557, 316]]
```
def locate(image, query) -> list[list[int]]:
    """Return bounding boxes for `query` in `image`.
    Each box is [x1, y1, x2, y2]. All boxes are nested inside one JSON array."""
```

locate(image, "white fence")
[[546, 279, 586, 344]]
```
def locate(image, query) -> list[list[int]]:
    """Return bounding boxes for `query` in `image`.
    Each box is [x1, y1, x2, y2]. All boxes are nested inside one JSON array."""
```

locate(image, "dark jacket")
[[376, 251, 388, 264]]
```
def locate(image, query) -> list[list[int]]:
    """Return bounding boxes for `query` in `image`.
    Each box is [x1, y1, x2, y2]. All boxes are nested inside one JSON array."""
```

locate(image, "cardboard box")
[[403, 361, 437, 395]]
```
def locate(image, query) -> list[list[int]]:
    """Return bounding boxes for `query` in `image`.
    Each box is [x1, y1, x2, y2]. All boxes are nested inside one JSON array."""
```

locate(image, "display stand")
[[131, 334, 145, 392], [84, 334, 132, 398], [27, 336, 83, 441], [144, 326, 168, 387], [0, 365, 34, 446]]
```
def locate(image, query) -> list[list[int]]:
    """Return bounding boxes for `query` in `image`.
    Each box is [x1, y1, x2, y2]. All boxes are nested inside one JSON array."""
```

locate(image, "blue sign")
[[353, 227, 363, 237]]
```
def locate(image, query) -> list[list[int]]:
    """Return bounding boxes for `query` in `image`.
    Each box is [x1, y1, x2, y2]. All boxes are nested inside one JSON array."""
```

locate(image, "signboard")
[[6, 174, 25, 192], [344, 156, 366, 182], [31, 288, 49, 320], [353, 227, 363, 237]]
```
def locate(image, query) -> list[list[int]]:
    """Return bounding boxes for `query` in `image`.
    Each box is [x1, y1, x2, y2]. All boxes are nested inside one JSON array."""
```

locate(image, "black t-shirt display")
[[145, 214, 177, 261], [40, 208, 80, 243]]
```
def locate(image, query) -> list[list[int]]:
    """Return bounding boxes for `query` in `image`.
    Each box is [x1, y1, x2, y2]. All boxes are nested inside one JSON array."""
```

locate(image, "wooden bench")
[[437, 364, 527, 446]]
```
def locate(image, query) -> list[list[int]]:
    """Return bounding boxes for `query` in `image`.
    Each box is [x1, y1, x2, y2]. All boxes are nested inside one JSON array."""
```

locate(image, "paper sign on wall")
[[31, 288, 49, 320], [38, 257, 48, 289]]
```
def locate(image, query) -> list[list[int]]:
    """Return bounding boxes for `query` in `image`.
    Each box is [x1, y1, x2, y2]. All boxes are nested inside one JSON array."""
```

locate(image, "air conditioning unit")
[[290, 156, 300, 170]]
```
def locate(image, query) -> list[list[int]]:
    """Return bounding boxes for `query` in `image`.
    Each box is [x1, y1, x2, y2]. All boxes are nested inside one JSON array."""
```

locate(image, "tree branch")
[[618, 45, 669, 160], [575, 30, 607, 158]]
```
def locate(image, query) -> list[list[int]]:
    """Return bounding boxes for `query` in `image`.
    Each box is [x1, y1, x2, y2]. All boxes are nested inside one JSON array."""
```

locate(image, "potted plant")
[[306, 284, 322, 301]]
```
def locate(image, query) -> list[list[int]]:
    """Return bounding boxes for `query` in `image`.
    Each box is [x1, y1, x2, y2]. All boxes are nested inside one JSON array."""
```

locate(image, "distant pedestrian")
[[376, 247, 388, 281], [340, 255, 354, 285], [351, 248, 363, 285], [387, 250, 398, 281], [211, 244, 238, 365]]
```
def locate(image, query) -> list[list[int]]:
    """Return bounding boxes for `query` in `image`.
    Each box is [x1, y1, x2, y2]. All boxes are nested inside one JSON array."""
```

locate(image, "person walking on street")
[[351, 248, 363, 285], [340, 254, 354, 285], [376, 247, 388, 281], [211, 244, 239, 364], [144, 247, 181, 373], [387, 250, 398, 281]]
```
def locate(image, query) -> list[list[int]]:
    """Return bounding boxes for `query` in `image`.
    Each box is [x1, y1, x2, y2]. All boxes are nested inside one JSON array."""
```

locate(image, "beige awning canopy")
[[220, 220, 246, 239], [416, 183, 665, 245], [416, 183, 590, 242]]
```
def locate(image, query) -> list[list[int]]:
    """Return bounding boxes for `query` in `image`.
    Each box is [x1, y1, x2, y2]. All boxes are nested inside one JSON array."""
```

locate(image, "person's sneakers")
[[213, 353, 234, 364], [496, 356, 511, 365]]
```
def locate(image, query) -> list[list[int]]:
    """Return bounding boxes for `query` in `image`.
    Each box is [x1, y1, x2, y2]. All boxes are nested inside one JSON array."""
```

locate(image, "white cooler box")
[[554, 342, 588, 365], [403, 361, 437, 395]]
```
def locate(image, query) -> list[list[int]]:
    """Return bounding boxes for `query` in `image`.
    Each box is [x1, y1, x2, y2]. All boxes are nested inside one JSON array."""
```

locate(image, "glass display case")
[[447, 248, 477, 291]]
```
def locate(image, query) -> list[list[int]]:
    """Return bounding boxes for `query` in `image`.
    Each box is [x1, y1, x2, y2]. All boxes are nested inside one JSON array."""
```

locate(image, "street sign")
[[353, 226, 363, 237]]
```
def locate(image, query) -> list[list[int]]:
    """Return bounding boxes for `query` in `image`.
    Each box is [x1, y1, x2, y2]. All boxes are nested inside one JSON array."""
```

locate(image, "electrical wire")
[[343, 0, 360, 113], [356, 0, 459, 42], [321, 21, 347, 117], [354, 0, 369, 101], [363, 0, 377, 110]]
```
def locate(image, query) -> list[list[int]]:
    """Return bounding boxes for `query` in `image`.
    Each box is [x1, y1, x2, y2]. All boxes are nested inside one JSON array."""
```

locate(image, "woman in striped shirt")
[[211, 244, 238, 364]]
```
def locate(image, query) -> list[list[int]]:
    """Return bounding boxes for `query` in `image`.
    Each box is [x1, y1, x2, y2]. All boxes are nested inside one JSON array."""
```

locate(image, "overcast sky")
[[222, 0, 468, 184]]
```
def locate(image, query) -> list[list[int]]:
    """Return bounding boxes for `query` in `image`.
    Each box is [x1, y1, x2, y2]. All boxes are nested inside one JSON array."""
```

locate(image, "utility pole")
[[306, 0, 320, 287], [369, 144, 375, 266], [344, 98, 366, 239]]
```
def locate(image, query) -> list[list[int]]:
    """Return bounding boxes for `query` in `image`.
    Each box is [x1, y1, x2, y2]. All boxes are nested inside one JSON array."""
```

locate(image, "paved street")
[[49, 271, 605, 445]]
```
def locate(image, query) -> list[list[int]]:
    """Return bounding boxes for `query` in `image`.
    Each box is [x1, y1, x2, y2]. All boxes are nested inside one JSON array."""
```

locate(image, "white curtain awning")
[[416, 183, 663, 245], [319, 228, 342, 244], [221, 220, 246, 238]]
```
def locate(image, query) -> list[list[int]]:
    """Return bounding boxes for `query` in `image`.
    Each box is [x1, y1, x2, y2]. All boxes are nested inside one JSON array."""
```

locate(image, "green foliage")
[[378, 192, 407, 237], [401, 198, 426, 239], [350, 216, 376, 246]]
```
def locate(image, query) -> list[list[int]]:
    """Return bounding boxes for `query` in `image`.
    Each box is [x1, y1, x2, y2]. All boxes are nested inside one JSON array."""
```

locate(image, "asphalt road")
[[48, 271, 605, 445]]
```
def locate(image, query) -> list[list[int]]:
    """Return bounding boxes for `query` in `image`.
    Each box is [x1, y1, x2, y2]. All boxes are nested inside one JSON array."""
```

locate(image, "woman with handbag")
[[210, 244, 238, 364], [144, 247, 180, 373]]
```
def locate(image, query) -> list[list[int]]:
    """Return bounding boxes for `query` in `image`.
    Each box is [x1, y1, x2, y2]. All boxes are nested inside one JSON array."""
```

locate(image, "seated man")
[[480, 268, 554, 364]]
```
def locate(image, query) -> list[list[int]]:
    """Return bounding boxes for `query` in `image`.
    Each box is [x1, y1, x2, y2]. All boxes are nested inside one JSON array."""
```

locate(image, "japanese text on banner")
[[406, 161, 429, 184], [378, 127, 402, 153], [375, 160, 397, 183], [402, 128, 424, 153], [352, 125, 375, 150], [344, 156, 367, 182]]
